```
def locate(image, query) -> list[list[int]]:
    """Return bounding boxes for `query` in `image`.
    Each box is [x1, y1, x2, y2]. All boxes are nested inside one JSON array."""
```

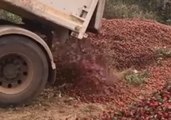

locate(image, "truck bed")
[[0, 0, 104, 39]]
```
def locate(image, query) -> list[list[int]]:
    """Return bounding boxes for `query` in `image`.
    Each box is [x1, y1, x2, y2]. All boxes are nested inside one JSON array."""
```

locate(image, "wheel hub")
[[0, 54, 28, 88], [3, 64, 19, 80]]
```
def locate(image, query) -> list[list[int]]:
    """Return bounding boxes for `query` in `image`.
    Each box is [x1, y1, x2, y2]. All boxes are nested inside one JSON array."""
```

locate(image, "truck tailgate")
[[0, 0, 100, 39]]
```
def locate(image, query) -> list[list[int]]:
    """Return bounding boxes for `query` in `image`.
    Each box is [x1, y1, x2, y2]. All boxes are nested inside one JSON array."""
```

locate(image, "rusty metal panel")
[[0, 0, 101, 39]]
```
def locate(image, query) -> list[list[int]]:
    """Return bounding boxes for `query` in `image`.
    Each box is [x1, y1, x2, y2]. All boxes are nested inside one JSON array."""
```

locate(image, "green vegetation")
[[156, 48, 171, 58], [124, 70, 149, 86], [104, 0, 171, 25], [0, 10, 21, 23], [155, 48, 171, 65]]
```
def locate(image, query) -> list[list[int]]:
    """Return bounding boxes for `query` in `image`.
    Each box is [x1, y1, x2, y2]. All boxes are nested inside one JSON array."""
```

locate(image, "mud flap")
[[48, 68, 57, 84]]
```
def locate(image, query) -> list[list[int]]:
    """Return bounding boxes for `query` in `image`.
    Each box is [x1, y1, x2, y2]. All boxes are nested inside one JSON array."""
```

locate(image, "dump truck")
[[0, 0, 105, 106]]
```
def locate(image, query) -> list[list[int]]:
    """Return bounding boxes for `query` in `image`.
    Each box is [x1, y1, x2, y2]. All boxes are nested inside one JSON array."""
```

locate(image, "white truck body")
[[0, 0, 105, 39], [0, 0, 105, 106]]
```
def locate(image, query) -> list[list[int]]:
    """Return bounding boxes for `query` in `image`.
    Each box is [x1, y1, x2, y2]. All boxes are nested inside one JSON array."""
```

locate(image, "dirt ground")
[[0, 19, 171, 120], [0, 87, 106, 120]]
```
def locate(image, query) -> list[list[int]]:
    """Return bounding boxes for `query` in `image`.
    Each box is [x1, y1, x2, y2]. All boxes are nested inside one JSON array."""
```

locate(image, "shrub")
[[104, 3, 157, 20], [104, 0, 171, 25], [124, 70, 149, 86], [0, 10, 21, 23]]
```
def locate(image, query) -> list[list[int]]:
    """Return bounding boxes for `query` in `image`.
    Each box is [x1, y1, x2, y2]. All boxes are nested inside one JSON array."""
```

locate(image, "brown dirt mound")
[[53, 19, 171, 110]]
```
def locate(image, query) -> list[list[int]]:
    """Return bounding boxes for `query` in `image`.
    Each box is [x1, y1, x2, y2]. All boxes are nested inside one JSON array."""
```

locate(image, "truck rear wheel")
[[0, 35, 49, 106]]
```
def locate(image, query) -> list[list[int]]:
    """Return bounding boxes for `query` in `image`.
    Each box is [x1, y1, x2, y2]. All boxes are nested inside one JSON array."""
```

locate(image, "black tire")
[[0, 35, 49, 106]]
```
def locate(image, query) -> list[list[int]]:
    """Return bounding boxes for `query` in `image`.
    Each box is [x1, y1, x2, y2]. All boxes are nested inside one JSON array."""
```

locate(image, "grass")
[[114, 68, 150, 86], [104, 0, 171, 25], [156, 48, 171, 58], [155, 48, 171, 65], [0, 10, 22, 24], [124, 70, 149, 86], [104, 3, 157, 20]]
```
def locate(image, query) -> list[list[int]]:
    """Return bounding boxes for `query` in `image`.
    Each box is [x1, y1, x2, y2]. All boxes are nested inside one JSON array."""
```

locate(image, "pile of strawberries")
[[87, 19, 171, 69], [53, 19, 171, 117], [101, 82, 171, 120]]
